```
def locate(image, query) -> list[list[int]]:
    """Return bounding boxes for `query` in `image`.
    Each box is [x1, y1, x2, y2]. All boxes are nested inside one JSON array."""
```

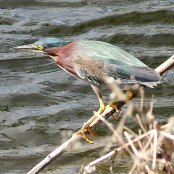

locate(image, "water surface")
[[0, 0, 174, 173]]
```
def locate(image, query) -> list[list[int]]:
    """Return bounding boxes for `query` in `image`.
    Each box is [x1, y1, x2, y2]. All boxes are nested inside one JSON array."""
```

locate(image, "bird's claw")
[[112, 114, 119, 121], [106, 102, 121, 114], [75, 124, 94, 144]]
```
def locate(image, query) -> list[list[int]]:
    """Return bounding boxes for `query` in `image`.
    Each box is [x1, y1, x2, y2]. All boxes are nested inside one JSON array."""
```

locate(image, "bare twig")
[[83, 123, 174, 174], [83, 129, 155, 173], [27, 134, 81, 174], [152, 129, 157, 169], [83, 113, 174, 174], [155, 55, 174, 75], [27, 54, 174, 174]]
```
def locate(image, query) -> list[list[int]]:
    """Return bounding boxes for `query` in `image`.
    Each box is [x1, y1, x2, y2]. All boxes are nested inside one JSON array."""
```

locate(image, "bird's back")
[[76, 40, 147, 67], [73, 40, 161, 87]]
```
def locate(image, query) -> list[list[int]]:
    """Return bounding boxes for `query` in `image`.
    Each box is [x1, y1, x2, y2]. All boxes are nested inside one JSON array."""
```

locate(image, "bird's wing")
[[74, 40, 161, 87], [74, 65, 103, 86], [76, 40, 148, 67]]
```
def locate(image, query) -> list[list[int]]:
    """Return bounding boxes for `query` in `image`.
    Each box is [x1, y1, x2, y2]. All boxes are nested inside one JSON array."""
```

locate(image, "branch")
[[27, 54, 174, 174], [83, 128, 174, 173], [155, 55, 174, 75], [83, 129, 155, 173]]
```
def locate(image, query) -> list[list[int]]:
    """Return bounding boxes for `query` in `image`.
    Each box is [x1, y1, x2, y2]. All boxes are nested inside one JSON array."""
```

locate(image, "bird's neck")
[[44, 47, 61, 60], [44, 42, 78, 77]]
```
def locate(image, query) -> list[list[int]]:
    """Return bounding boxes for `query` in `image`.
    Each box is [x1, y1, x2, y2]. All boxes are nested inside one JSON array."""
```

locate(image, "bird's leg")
[[75, 85, 105, 143], [106, 89, 134, 114], [125, 89, 134, 100], [106, 100, 121, 114], [91, 84, 105, 114]]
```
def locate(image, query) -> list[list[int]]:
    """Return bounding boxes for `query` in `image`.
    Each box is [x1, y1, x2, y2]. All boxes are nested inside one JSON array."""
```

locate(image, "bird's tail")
[[140, 81, 161, 88]]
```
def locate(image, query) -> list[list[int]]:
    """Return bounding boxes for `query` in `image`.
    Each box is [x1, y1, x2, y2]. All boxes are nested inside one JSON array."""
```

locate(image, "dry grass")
[[81, 87, 174, 174]]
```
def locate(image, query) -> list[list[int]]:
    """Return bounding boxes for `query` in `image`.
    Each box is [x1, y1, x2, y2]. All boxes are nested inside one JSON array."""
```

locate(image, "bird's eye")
[[35, 45, 43, 50]]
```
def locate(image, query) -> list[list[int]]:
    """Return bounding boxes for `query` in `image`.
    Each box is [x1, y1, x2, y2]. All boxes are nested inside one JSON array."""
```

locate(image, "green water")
[[0, 0, 174, 173]]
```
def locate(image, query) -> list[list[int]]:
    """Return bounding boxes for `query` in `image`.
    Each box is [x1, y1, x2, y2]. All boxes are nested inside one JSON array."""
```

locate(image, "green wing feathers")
[[77, 40, 147, 67], [75, 40, 161, 87]]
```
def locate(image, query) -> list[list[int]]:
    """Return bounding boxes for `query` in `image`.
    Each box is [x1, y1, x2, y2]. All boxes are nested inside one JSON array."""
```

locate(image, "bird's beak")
[[14, 44, 36, 51], [14, 44, 43, 53]]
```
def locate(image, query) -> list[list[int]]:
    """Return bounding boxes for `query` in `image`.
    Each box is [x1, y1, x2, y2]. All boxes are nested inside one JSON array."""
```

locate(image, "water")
[[0, 0, 174, 173]]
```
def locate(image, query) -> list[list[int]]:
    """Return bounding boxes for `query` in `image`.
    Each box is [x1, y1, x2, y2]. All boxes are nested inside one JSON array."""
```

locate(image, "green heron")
[[15, 38, 161, 142]]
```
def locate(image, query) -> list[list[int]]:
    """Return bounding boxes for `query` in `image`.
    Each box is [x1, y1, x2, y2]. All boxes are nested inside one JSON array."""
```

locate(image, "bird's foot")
[[112, 114, 119, 121], [76, 123, 94, 144], [106, 101, 121, 114], [126, 89, 134, 100], [75, 108, 105, 144]]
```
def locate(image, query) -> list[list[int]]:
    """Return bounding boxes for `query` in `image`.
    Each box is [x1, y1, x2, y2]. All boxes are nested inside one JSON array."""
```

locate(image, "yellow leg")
[[75, 87, 134, 143], [126, 89, 134, 100], [75, 97, 106, 144], [106, 100, 121, 114], [75, 85, 106, 143], [106, 89, 134, 113], [91, 84, 105, 114], [98, 98, 105, 114]]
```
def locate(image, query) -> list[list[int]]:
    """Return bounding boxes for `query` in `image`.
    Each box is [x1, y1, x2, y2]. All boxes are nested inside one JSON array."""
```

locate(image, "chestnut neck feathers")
[[44, 42, 78, 77]]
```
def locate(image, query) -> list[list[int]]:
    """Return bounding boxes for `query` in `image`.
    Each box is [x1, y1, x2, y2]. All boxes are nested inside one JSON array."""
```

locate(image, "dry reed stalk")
[[83, 112, 174, 174]]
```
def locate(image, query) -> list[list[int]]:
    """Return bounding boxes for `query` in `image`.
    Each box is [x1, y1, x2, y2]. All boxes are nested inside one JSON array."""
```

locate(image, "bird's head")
[[14, 37, 70, 53]]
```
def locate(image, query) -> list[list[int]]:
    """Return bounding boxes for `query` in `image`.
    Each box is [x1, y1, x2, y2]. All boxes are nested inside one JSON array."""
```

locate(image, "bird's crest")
[[14, 37, 70, 52], [35, 38, 70, 50]]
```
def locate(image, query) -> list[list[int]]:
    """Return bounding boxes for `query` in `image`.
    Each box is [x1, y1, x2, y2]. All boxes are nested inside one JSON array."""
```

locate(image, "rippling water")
[[0, 0, 174, 173]]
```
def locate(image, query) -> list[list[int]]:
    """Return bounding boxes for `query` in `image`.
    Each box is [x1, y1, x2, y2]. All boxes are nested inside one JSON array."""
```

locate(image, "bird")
[[15, 37, 161, 142]]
